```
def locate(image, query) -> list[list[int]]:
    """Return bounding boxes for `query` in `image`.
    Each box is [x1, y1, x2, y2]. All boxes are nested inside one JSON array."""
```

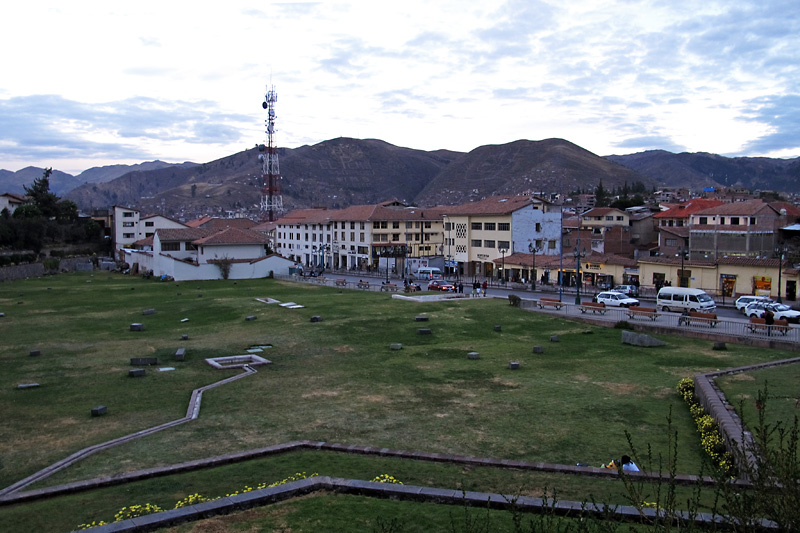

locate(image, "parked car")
[[613, 284, 639, 297], [427, 280, 455, 292], [595, 291, 640, 308], [744, 302, 800, 323], [735, 295, 772, 314]]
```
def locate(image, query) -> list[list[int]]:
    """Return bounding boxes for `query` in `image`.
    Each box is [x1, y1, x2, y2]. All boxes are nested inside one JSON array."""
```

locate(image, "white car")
[[595, 291, 640, 308], [735, 295, 772, 314], [745, 302, 800, 323]]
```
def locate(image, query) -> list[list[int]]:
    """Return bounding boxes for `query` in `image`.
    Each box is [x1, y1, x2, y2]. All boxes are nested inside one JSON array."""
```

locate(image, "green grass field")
[[0, 272, 796, 531]]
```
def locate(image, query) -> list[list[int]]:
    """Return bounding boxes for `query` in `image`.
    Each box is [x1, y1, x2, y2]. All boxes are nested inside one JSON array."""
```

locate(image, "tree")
[[23, 168, 60, 218], [594, 180, 610, 207]]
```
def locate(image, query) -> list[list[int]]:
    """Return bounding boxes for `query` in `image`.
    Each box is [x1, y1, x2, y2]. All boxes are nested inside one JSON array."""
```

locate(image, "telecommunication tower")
[[258, 85, 283, 221]]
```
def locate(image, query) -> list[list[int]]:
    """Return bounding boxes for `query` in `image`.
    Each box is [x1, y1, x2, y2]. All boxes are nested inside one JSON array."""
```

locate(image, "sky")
[[1, 0, 798, 175]]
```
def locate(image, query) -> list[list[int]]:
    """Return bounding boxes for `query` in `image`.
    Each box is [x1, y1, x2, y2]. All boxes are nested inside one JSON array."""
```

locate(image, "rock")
[[130, 323, 144, 331], [467, 352, 480, 360], [550, 335, 559, 342], [129, 369, 146, 377], [310, 316, 323, 322], [713, 341, 727, 351], [494, 325, 502, 332], [621, 330, 666, 347], [533, 346, 543, 354], [417, 328, 432, 335], [91, 406, 107, 416], [245, 315, 257, 321], [508, 361, 520, 370], [390, 343, 403, 350]]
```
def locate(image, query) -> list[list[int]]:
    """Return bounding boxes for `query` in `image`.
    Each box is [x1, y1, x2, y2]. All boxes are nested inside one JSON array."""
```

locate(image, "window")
[[406, 222, 413, 229], [471, 239, 482, 247], [122, 221, 134, 227], [350, 222, 355, 230], [699, 217, 707, 225], [535, 223, 542, 232], [605, 216, 613, 221], [471, 222, 482, 230], [350, 232, 355, 241], [123, 233, 134, 239], [145, 221, 154, 227], [360, 222, 365, 230], [372, 221, 380, 229], [484, 240, 495, 248], [616, 216, 624, 221], [548, 240, 556, 250], [749, 217, 756, 224], [498, 240, 510, 249], [162, 242, 180, 251], [665, 238, 677, 247], [123, 212, 134, 217], [392, 221, 399, 229], [392, 233, 400, 241], [359, 233, 365, 242], [730, 217, 740, 225], [484, 222, 496, 231], [498, 223, 510, 231]]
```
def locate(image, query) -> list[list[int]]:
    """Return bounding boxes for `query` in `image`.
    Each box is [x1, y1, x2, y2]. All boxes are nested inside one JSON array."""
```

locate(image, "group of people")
[[470, 281, 488, 297], [602, 455, 640, 472]]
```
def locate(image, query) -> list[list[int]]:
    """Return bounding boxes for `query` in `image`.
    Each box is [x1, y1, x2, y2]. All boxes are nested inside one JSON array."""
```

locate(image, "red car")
[[427, 280, 454, 292]]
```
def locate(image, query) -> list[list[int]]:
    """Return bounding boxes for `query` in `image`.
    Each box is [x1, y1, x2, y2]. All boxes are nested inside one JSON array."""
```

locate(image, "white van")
[[414, 267, 443, 280], [656, 287, 716, 313]]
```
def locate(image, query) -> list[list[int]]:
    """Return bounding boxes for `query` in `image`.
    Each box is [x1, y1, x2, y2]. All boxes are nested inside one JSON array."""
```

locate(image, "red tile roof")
[[192, 227, 270, 245], [653, 198, 724, 219]]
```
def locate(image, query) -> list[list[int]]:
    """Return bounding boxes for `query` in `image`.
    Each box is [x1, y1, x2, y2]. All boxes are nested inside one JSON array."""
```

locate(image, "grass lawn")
[[0, 272, 795, 531]]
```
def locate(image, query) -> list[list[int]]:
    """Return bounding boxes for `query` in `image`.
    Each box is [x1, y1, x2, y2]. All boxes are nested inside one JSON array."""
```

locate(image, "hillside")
[[606, 150, 800, 193], [416, 138, 653, 205], [0, 167, 81, 197]]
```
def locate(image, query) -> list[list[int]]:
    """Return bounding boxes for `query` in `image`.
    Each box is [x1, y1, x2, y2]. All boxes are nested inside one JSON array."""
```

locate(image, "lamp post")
[[499, 247, 507, 284], [385, 246, 393, 284], [776, 243, 787, 303], [528, 242, 538, 291], [443, 215, 451, 278], [319, 244, 329, 274], [677, 247, 687, 287], [573, 236, 586, 304]]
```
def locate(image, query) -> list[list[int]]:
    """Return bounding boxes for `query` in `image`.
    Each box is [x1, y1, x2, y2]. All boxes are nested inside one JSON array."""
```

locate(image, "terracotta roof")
[[653, 198, 724, 219], [197, 218, 256, 230], [192, 227, 270, 245], [157, 228, 215, 242], [441, 195, 536, 216], [185, 216, 213, 228], [274, 208, 333, 226], [581, 207, 626, 217], [694, 199, 776, 216], [133, 235, 154, 247], [658, 226, 690, 238], [499, 252, 637, 268]]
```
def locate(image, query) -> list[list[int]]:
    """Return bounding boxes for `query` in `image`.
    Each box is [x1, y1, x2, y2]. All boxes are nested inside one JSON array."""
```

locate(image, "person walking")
[[764, 308, 775, 337], [482, 280, 488, 297]]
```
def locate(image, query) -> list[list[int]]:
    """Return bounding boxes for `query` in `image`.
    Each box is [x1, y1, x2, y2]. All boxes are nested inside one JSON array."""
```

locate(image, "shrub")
[[507, 294, 521, 307], [614, 320, 633, 329]]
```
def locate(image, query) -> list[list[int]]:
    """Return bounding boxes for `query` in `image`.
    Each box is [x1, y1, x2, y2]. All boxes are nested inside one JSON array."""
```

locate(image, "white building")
[[113, 205, 187, 254]]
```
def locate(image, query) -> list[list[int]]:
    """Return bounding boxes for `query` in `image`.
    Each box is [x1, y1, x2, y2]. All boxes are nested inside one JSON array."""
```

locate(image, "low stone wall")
[[0, 256, 94, 282]]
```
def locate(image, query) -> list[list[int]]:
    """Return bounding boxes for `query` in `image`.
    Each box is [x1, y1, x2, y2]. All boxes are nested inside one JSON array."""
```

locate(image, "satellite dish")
[[262, 101, 268, 109]]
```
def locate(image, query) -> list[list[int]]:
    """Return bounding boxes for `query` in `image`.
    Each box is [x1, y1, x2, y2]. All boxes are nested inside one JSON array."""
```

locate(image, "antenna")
[[259, 84, 283, 221]]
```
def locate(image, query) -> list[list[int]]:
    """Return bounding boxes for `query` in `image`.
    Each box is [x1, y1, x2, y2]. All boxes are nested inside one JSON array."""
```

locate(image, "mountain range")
[[2, 138, 798, 220]]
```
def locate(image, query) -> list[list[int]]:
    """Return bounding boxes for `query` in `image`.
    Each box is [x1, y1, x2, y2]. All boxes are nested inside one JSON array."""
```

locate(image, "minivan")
[[414, 267, 443, 280], [656, 287, 716, 312]]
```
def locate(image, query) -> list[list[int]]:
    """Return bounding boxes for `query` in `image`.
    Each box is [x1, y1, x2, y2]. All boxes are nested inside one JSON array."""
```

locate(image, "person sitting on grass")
[[621, 455, 640, 472]]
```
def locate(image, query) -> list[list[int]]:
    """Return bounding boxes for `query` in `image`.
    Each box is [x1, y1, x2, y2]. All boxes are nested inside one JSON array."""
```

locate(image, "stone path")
[[0, 365, 258, 499]]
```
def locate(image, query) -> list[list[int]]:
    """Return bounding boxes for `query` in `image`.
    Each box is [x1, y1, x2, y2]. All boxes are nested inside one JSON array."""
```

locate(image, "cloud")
[[0, 94, 251, 165], [739, 94, 800, 154], [615, 135, 687, 153]]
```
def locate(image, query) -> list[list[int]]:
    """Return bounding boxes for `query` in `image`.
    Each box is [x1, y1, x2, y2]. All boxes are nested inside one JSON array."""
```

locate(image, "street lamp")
[[528, 242, 539, 291], [319, 244, 329, 274], [384, 246, 394, 284], [443, 215, 452, 278], [499, 248, 507, 283], [573, 236, 586, 304], [677, 247, 687, 288], [776, 243, 787, 303]]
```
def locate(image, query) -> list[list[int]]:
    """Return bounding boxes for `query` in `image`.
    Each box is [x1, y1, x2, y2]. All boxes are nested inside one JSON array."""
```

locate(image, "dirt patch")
[[333, 345, 354, 353], [189, 518, 229, 532], [360, 394, 389, 403], [490, 377, 520, 388], [727, 373, 757, 381], [301, 390, 340, 399], [574, 374, 591, 382], [596, 382, 640, 395]]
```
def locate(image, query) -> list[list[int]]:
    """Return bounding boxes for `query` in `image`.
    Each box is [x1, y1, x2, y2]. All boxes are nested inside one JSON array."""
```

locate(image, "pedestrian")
[[764, 308, 775, 337], [471, 281, 477, 298], [482, 280, 488, 297], [458, 282, 463, 294]]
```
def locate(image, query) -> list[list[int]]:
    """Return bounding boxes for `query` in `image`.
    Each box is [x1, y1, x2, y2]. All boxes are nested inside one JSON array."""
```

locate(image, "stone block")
[[142, 308, 156, 315], [245, 315, 257, 321], [713, 342, 727, 351], [533, 346, 543, 354], [310, 315, 322, 322], [414, 316, 429, 322], [550, 335, 559, 342], [91, 405, 107, 416], [17, 383, 40, 389], [494, 325, 502, 332], [0, 312, 5, 318], [181, 334, 189, 340], [417, 328, 432, 335], [390, 343, 403, 350], [467, 352, 480, 360], [29, 349, 41, 357], [130, 357, 159, 366], [175, 348, 186, 361], [130, 323, 144, 331], [129, 368, 146, 377], [508, 361, 520, 370], [621, 330, 666, 347]]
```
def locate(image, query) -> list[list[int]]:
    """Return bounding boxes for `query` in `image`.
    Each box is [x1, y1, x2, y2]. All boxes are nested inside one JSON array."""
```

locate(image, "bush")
[[613, 320, 633, 329], [507, 294, 521, 307]]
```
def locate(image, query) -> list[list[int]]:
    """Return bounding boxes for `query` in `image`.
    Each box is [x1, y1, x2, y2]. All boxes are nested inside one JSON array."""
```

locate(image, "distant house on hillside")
[[121, 226, 292, 281]]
